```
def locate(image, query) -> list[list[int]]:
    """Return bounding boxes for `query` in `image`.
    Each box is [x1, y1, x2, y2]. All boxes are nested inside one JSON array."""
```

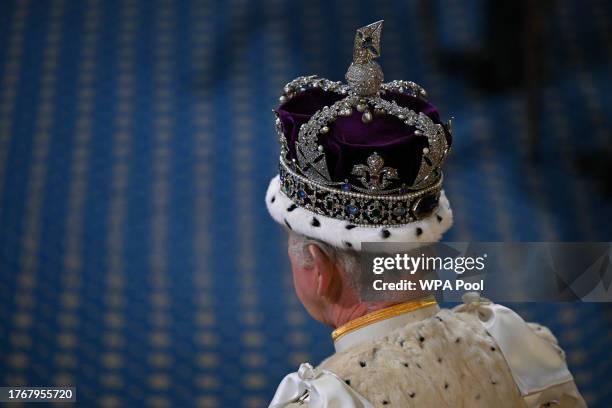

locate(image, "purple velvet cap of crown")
[[276, 88, 451, 188]]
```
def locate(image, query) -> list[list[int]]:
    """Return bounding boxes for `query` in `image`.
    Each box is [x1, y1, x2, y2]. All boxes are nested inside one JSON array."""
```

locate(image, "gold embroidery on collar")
[[331, 296, 438, 342]]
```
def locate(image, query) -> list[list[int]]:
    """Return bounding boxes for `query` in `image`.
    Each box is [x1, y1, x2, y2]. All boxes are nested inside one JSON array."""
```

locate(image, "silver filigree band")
[[279, 157, 443, 226]]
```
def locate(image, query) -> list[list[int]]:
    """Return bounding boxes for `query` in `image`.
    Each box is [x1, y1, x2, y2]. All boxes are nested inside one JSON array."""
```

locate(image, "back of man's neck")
[[329, 301, 399, 329]]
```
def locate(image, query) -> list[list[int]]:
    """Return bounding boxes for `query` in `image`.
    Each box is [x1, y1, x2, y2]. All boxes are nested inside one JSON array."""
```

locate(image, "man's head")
[[286, 232, 363, 327], [286, 231, 433, 328]]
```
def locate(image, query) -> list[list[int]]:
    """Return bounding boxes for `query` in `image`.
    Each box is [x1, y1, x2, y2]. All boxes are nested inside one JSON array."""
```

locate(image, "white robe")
[[270, 295, 585, 408]]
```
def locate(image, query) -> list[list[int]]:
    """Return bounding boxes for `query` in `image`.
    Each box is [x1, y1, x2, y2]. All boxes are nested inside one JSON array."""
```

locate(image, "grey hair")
[[287, 231, 362, 292]]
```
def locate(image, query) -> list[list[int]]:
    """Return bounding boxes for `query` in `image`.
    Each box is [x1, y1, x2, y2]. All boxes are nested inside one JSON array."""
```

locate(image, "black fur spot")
[[436, 214, 443, 222], [491, 380, 497, 385], [444, 382, 449, 389], [311, 217, 320, 227], [359, 361, 366, 367], [490, 346, 496, 352], [416, 363, 422, 369], [344, 241, 353, 248], [438, 357, 442, 363], [284, 219, 292, 230], [270, 196, 276, 203], [287, 204, 297, 212], [403, 362, 409, 368], [419, 336, 425, 342], [382, 401, 389, 405], [409, 392, 416, 398], [455, 337, 461, 343], [381, 229, 391, 238], [345, 379, 351, 386], [345, 224, 357, 230], [436, 316, 443, 322], [416, 227, 423, 236]]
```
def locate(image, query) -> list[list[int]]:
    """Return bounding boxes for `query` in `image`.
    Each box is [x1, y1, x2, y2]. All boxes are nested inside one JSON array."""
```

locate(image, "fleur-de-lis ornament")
[[352, 152, 398, 191]]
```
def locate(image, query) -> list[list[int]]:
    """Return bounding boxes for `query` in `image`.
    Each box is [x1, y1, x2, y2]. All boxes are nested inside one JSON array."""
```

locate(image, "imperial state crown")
[[265, 21, 454, 251]]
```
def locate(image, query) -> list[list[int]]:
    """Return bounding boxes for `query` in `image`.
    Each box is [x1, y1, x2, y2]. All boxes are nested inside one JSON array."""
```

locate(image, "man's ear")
[[307, 244, 340, 301]]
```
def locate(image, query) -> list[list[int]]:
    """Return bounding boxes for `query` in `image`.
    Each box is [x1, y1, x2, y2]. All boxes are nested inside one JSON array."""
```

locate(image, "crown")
[[270, 21, 452, 231]]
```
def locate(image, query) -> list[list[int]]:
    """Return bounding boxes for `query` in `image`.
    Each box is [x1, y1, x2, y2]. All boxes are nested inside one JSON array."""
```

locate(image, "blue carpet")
[[0, 0, 611, 407]]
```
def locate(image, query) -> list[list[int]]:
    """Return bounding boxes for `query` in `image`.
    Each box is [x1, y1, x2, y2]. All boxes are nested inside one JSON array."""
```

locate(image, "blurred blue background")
[[0, 0, 611, 406]]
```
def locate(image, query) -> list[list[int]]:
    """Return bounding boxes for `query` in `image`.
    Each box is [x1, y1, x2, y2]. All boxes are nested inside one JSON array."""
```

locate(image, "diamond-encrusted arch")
[[293, 94, 449, 190]]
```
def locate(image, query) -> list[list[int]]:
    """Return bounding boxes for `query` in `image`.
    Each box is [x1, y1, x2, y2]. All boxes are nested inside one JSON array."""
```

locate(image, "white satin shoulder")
[[269, 363, 373, 408], [454, 292, 586, 408]]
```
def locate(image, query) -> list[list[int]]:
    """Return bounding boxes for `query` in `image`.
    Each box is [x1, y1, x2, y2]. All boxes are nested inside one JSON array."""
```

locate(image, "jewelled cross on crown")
[[352, 20, 383, 64], [346, 20, 384, 97]]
